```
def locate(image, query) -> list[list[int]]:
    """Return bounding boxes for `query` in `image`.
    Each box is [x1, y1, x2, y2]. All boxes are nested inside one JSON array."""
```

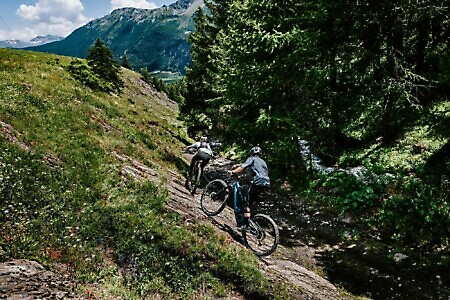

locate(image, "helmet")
[[250, 146, 261, 156], [200, 136, 208, 142]]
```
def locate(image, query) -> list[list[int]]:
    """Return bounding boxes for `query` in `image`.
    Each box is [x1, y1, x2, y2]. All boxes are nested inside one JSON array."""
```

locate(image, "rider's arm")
[[186, 142, 200, 151], [231, 156, 254, 174], [231, 166, 244, 174]]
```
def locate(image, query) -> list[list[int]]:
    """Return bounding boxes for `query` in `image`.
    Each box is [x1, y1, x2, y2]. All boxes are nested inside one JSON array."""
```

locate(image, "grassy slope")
[[0, 49, 288, 299]]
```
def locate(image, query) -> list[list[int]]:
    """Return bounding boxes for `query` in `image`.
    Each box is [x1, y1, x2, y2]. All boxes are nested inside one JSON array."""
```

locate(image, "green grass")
[[0, 48, 289, 299], [339, 99, 449, 173]]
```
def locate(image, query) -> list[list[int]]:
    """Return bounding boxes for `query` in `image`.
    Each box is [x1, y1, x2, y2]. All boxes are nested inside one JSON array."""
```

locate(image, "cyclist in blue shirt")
[[229, 146, 270, 231]]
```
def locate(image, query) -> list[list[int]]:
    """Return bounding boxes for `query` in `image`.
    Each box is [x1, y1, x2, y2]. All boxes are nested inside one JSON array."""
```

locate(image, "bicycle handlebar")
[[225, 171, 250, 186]]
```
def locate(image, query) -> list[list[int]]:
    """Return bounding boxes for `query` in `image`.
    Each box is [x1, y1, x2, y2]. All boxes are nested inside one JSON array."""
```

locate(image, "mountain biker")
[[185, 136, 214, 187], [228, 146, 270, 231]]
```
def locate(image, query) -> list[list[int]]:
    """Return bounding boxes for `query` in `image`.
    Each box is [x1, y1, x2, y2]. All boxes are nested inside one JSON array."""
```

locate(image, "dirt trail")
[[163, 154, 345, 300]]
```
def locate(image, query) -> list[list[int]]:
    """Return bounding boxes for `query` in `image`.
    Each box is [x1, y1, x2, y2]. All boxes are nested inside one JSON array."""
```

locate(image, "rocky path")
[[163, 155, 345, 300]]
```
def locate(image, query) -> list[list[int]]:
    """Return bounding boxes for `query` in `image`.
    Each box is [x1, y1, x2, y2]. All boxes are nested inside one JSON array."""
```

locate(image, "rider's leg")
[[188, 154, 201, 176], [248, 184, 269, 217], [235, 185, 249, 228], [241, 183, 255, 227], [186, 155, 201, 187], [199, 156, 210, 169], [197, 152, 211, 176]]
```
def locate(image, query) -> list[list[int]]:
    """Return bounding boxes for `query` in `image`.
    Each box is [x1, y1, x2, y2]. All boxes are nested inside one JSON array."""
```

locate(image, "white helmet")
[[250, 146, 261, 156]]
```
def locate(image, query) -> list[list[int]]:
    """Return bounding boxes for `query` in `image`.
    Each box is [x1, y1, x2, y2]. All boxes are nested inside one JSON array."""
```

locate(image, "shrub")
[[377, 177, 450, 247], [314, 171, 383, 212], [66, 59, 115, 93]]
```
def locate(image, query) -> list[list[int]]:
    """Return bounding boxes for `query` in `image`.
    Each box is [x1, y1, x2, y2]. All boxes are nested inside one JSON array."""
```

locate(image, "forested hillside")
[[181, 0, 449, 282]]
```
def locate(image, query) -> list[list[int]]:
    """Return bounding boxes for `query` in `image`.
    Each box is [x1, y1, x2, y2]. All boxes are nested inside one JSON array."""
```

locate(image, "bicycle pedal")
[[237, 225, 250, 232]]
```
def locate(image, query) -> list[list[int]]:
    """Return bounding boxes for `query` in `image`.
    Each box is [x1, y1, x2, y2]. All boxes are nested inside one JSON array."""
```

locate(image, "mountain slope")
[[26, 0, 203, 75], [0, 48, 303, 299]]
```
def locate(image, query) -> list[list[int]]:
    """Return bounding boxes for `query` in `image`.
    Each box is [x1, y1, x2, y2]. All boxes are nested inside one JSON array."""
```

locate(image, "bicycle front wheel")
[[200, 179, 229, 216], [188, 162, 202, 195], [243, 214, 279, 256]]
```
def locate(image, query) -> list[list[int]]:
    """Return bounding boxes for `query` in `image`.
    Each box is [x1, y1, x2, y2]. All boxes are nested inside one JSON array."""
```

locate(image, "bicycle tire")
[[243, 214, 279, 256], [200, 179, 229, 216]]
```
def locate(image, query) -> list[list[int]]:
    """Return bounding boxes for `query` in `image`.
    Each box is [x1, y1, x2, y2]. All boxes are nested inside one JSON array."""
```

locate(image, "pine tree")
[[87, 38, 124, 93], [182, 8, 215, 119], [140, 68, 151, 83], [121, 55, 132, 70], [181, 2, 233, 134]]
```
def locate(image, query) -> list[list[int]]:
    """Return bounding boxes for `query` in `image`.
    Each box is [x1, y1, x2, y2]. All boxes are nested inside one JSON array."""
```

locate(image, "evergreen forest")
[[181, 0, 449, 252]]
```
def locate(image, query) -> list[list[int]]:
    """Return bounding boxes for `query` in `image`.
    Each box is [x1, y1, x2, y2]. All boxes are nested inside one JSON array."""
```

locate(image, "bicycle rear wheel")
[[243, 214, 279, 256], [200, 179, 229, 216]]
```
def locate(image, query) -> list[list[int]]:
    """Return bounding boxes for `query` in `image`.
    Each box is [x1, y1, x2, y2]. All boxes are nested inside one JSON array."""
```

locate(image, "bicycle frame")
[[230, 180, 252, 227]]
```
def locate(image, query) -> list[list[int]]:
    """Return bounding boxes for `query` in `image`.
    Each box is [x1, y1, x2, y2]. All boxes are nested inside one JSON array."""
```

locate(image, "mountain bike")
[[200, 175, 279, 256], [185, 159, 202, 195]]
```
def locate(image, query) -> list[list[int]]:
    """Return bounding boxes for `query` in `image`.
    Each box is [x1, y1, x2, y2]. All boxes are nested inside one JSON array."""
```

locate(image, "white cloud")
[[0, 27, 36, 41], [14, 0, 89, 41], [111, 0, 158, 10]]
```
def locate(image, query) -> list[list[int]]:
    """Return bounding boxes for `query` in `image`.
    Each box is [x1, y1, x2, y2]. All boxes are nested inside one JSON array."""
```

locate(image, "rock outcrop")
[[0, 259, 74, 299]]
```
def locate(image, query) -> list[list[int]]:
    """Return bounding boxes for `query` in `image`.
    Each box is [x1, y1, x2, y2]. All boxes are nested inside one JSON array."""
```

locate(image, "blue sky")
[[0, 0, 177, 41]]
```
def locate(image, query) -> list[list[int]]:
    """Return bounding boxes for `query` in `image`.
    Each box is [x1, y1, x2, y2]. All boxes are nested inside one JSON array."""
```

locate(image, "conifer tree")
[[121, 55, 132, 69], [182, 1, 234, 133], [182, 8, 215, 123], [87, 38, 123, 93], [140, 68, 151, 83]]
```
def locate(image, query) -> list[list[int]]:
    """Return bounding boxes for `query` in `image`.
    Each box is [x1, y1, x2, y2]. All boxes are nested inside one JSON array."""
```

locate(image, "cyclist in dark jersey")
[[185, 136, 214, 187], [229, 146, 270, 231]]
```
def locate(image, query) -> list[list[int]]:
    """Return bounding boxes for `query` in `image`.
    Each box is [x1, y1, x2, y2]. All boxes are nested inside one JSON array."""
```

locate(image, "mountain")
[[27, 0, 204, 75], [0, 35, 63, 49]]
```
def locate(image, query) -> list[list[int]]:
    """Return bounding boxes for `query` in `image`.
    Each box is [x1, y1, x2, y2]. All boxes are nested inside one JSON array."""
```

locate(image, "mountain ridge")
[[0, 35, 63, 49], [25, 0, 203, 75]]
